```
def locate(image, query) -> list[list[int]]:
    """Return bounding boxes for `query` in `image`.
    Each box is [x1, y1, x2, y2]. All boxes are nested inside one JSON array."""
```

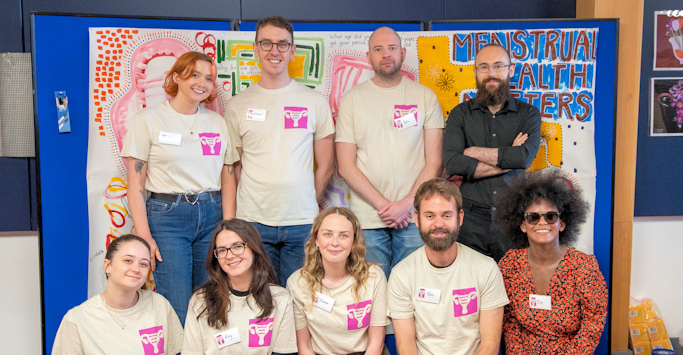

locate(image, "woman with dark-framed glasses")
[[494, 169, 608, 354], [182, 219, 297, 354]]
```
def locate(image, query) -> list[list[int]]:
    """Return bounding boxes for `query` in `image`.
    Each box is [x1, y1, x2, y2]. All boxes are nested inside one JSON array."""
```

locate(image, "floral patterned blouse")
[[498, 248, 608, 354]]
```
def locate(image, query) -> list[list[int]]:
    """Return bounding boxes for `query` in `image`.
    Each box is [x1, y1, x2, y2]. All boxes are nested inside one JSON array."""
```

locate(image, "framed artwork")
[[651, 77, 683, 136], [654, 11, 683, 70]]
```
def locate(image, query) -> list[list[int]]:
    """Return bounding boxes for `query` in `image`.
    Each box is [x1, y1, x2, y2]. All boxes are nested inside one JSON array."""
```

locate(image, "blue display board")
[[31, 14, 231, 353], [238, 20, 423, 31], [431, 19, 617, 355]]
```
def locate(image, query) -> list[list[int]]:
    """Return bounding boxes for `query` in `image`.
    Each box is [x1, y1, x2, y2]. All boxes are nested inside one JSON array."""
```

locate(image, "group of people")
[[52, 16, 608, 355]]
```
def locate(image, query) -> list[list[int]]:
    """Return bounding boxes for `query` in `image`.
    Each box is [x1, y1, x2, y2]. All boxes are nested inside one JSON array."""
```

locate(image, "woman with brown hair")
[[182, 219, 297, 354], [53, 234, 183, 354], [121, 51, 238, 325], [286, 207, 389, 355]]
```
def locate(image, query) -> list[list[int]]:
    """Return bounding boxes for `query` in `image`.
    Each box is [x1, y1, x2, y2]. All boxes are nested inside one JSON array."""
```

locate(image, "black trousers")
[[458, 199, 510, 262]]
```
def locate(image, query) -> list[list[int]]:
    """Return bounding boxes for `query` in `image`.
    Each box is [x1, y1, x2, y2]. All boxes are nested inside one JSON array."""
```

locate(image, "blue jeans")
[[251, 223, 312, 287], [363, 224, 423, 278], [146, 192, 222, 325]]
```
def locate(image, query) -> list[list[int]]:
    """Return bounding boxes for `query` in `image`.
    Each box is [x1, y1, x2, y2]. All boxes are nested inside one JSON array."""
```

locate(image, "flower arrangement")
[[666, 17, 683, 64], [658, 80, 683, 127]]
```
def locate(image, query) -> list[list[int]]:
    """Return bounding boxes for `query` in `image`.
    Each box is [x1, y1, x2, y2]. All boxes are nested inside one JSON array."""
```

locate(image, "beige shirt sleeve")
[[370, 266, 390, 327], [423, 88, 445, 129], [120, 111, 151, 161], [225, 106, 243, 149], [272, 288, 299, 353], [51, 311, 85, 355], [334, 91, 356, 144], [286, 271, 310, 331], [181, 294, 206, 355], [387, 263, 415, 320], [313, 96, 335, 140]]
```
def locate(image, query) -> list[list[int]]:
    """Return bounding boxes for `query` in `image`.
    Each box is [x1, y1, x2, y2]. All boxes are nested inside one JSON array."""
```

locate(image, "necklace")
[[169, 100, 199, 134], [101, 291, 139, 330]]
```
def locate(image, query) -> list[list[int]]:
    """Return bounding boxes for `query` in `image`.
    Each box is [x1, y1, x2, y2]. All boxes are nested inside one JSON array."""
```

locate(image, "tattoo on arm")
[[134, 159, 146, 174], [227, 165, 234, 175], [139, 189, 146, 202]]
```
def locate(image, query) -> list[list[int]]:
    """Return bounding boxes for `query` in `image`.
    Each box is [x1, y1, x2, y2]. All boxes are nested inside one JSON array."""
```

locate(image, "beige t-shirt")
[[225, 80, 335, 226], [335, 77, 444, 228], [121, 100, 238, 194], [286, 265, 390, 355], [388, 244, 509, 355], [182, 285, 298, 354], [52, 289, 183, 355]]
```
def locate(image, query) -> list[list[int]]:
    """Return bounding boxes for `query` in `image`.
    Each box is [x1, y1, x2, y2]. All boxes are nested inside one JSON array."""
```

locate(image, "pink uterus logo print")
[[216, 333, 225, 346], [393, 105, 418, 128], [199, 133, 221, 155], [452, 288, 478, 317], [418, 288, 426, 299], [139, 325, 165, 355], [248, 318, 274, 347], [347, 300, 372, 330], [284, 106, 308, 129]]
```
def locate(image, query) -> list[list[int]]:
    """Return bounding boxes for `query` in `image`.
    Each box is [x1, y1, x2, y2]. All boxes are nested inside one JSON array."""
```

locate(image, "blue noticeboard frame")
[[431, 19, 617, 355], [238, 20, 424, 32], [31, 13, 231, 353]]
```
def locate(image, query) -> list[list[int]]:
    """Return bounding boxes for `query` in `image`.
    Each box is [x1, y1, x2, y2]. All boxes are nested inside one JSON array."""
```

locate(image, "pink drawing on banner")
[[452, 288, 478, 317], [347, 300, 373, 330], [199, 133, 221, 155], [139, 325, 165, 355], [325, 52, 417, 124], [284, 106, 308, 129], [393, 105, 418, 127], [248, 318, 274, 347]]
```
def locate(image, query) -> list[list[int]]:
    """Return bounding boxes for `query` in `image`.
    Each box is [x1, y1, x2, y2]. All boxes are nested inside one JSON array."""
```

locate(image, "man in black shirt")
[[443, 44, 541, 262]]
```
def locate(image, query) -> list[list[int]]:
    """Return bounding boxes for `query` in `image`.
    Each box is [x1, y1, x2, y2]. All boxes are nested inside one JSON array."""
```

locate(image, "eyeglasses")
[[255, 40, 292, 52], [523, 211, 561, 225], [476, 64, 511, 73], [214, 242, 247, 259]]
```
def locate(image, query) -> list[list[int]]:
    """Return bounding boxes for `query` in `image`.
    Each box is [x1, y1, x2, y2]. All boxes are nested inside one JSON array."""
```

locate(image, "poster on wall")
[[654, 10, 683, 70], [87, 27, 599, 295], [650, 77, 683, 136]]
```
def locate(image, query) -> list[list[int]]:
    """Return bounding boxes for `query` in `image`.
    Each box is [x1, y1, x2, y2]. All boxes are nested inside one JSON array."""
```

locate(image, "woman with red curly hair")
[[121, 51, 238, 325]]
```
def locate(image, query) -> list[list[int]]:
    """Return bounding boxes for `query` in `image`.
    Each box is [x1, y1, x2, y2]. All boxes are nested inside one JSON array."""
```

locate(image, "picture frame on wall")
[[650, 77, 683, 136], [653, 10, 683, 71]]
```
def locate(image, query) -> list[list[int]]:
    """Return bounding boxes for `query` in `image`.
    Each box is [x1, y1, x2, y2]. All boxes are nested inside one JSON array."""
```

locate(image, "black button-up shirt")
[[443, 96, 541, 207]]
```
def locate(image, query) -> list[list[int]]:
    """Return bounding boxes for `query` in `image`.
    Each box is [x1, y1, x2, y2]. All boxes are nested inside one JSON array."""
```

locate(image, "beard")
[[475, 77, 510, 107], [371, 59, 402, 80], [418, 218, 460, 252]]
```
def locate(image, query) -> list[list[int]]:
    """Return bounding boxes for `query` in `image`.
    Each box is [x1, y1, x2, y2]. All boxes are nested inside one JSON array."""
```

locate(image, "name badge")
[[416, 287, 441, 304], [394, 113, 418, 131], [313, 292, 335, 312], [215, 327, 241, 349], [158, 132, 182, 146], [246, 108, 267, 122], [529, 294, 552, 310]]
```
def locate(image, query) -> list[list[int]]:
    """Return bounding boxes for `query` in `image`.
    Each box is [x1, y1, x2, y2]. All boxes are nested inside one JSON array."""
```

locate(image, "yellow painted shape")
[[288, 55, 306, 78], [528, 121, 563, 172], [232, 43, 253, 57], [417, 35, 476, 118]]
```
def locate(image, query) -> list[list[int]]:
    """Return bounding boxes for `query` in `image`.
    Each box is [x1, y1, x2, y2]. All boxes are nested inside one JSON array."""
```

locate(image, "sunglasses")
[[523, 211, 561, 225]]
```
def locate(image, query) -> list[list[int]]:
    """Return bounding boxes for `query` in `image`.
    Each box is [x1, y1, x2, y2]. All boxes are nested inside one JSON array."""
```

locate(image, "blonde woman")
[[286, 207, 389, 355]]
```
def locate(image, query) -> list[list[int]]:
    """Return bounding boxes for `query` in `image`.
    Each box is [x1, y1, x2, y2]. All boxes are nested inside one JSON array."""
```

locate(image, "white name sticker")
[[529, 294, 552, 310], [158, 132, 182, 146], [214, 327, 241, 349], [394, 113, 418, 131], [246, 108, 267, 122], [416, 287, 441, 304], [313, 292, 335, 312]]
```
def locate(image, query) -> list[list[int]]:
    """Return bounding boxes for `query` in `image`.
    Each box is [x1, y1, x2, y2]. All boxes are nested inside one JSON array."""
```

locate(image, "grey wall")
[[0, 0, 576, 231]]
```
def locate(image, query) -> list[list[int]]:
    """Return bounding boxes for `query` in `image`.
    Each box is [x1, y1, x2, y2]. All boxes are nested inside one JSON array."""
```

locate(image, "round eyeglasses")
[[255, 40, 292, 52], [214, 242, 247, 259], [523, 211, 561, 225]]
